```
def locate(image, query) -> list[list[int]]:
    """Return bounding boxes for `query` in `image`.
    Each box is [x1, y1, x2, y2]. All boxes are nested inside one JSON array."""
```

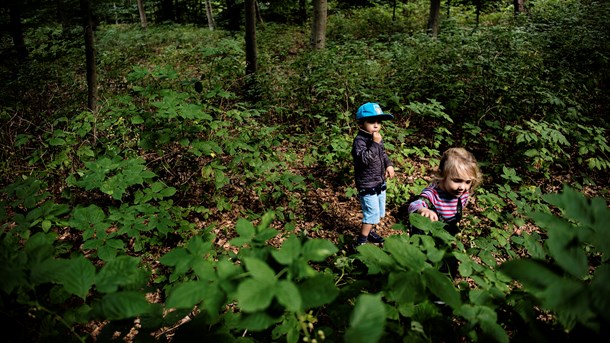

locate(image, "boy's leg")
[[357, 223, 373, 244], [366, 190, 386, 243], [357, 193, 383, 245]]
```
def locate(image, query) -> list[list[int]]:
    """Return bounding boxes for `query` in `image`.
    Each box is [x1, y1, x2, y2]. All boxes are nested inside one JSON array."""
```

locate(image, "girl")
[[408, 147, 482, 234]]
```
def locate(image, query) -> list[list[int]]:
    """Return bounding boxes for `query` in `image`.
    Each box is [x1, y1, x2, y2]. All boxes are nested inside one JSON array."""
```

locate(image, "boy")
[[351, 102, 395, 246]]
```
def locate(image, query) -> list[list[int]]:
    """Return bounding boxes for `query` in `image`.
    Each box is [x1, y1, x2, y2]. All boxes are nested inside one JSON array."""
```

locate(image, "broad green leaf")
[[302, 239, 338, 262], [500, 259, 562, 292], [298, 274, 339, 309], [159, 247, 189, 267], [94, 291, 153, 320], [384, 236, 427, 272], [590, 264, 610, 322], [58, 256, 95, 300], [243, 257, 276, 282], [387, 271, 425, 305], [236, 278, 275, 312], [96, 255, 148, 293], [423, 268, 461, 309], [30, 258, 67, 285], [70, 205, 108, 230], [356, 244, 394, 274], [275, 280, 302, 312], [454, 252, 474, 277], [234, 218, 255, 239], [24, 232, 56, 264], [531, 211, 588, 278], [271, 235, 301, 265], [237, 311, 279, 331], [344, 294, 386, 343], [186, 235, 212, 257], [166, 280, 208, 309]]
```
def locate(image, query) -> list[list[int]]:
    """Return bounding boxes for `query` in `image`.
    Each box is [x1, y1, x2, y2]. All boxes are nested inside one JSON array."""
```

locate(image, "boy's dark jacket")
[[352, 129, 393, 190]]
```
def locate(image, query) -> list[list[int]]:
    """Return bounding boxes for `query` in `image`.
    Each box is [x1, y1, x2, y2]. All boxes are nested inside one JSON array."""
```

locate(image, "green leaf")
[[384, 236, 427, 272], [530, 212, 588, 278], [236, 278, 276, 312], [159, 247, 189, 267], [232, 218, 255, 244], [590, 264, 610, 322], [96, 255, 148, 293], [94, 291, 153, 320], [237, 311, 279, 331], [275, 280, 302, 312], [423, 268, 461, 309], [302, 239, 338, 262], [59, 256, 95, 300], [387, 271, 425, 305], [271, 235, 301, 265], [500, 259, 562, 292], [298, 274, 339, 309], [356, 244, 394, 274], [243, 257, 277, 282], [131, 115, 144, 124], [344, 294, 386, 343], [166, 280, 208, 309]]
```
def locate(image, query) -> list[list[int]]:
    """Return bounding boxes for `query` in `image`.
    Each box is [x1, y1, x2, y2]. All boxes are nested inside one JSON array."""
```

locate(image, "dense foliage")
[[1, 0, 609, 342]]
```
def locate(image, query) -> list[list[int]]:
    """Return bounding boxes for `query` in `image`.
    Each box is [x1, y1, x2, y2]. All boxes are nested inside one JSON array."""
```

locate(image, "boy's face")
[[361, 118, 382, 134], [440, 171, 473, 198]]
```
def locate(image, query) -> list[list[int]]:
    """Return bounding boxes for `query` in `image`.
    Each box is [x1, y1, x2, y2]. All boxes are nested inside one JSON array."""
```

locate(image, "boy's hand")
[[372, 132, 382, 143], [385, 166, 395, 178], [417, 208, 439, 222]]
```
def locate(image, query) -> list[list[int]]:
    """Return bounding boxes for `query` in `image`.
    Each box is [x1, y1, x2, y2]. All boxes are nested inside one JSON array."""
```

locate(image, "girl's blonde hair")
[[434, 147, 482, 189]]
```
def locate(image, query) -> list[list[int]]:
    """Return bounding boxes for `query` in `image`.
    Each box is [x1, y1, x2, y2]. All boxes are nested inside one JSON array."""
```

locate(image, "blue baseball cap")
[[356, 102, 394, 121]]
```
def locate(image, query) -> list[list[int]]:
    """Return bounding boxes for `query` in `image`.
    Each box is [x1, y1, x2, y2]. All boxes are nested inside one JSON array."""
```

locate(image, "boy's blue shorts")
[[359, 190, 386, 224]]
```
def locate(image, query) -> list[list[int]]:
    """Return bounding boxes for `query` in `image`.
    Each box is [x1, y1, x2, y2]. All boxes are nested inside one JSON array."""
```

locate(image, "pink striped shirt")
[[408, 185, 469, 222]]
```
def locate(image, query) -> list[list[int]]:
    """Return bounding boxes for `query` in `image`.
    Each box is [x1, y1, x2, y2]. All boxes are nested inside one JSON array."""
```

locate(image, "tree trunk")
[[56, 0, 71, 36], [160, 0, 174, 22], [254, 1, 264, 24], [205, 0, 215, 30], [137, 0, 148, 29], [298, 0, 307, 25], [427, 0, 441, 38], [513, 0, 526, 15], [80, 0, 97, 112], [310, 0, 327, 49], [225, 0, 241, 31], [245, 0, 257, 77], [8, 1, 28, 61]]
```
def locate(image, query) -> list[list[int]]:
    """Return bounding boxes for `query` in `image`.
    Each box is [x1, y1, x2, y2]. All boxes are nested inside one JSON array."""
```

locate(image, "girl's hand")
[[372, 132, 382, 143], [417, 208, 438, 222], [385, 166, 395, 178]]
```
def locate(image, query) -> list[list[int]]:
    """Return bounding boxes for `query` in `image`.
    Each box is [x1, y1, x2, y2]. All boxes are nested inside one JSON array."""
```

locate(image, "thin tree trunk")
[[254, 1, 264, 24], [427, 0, 441, 38], [513, 0, 526, 15], [8, 2, 28, 61], [80, 0, 97, 112], [205, 0, 215, 30], [226, 0, 240, 31], [137, 0, 148, 29], [298, 0, 307, 25], [245, 0, 257, 77], [310, 0, 327, 49]]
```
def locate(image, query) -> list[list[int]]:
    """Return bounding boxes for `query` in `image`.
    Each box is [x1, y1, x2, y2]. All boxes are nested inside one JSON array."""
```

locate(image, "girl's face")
[[439, 171, 473, 198], [361, 119, 381, 134]]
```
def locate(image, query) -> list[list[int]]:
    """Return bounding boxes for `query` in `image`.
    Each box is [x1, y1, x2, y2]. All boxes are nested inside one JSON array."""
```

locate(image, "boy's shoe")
[[368, 231, 385, 244], [352, 236, 368, 250]]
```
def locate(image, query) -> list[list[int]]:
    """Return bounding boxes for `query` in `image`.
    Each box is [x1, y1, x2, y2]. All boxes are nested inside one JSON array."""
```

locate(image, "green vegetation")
[[1, 1, 609, 342]]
